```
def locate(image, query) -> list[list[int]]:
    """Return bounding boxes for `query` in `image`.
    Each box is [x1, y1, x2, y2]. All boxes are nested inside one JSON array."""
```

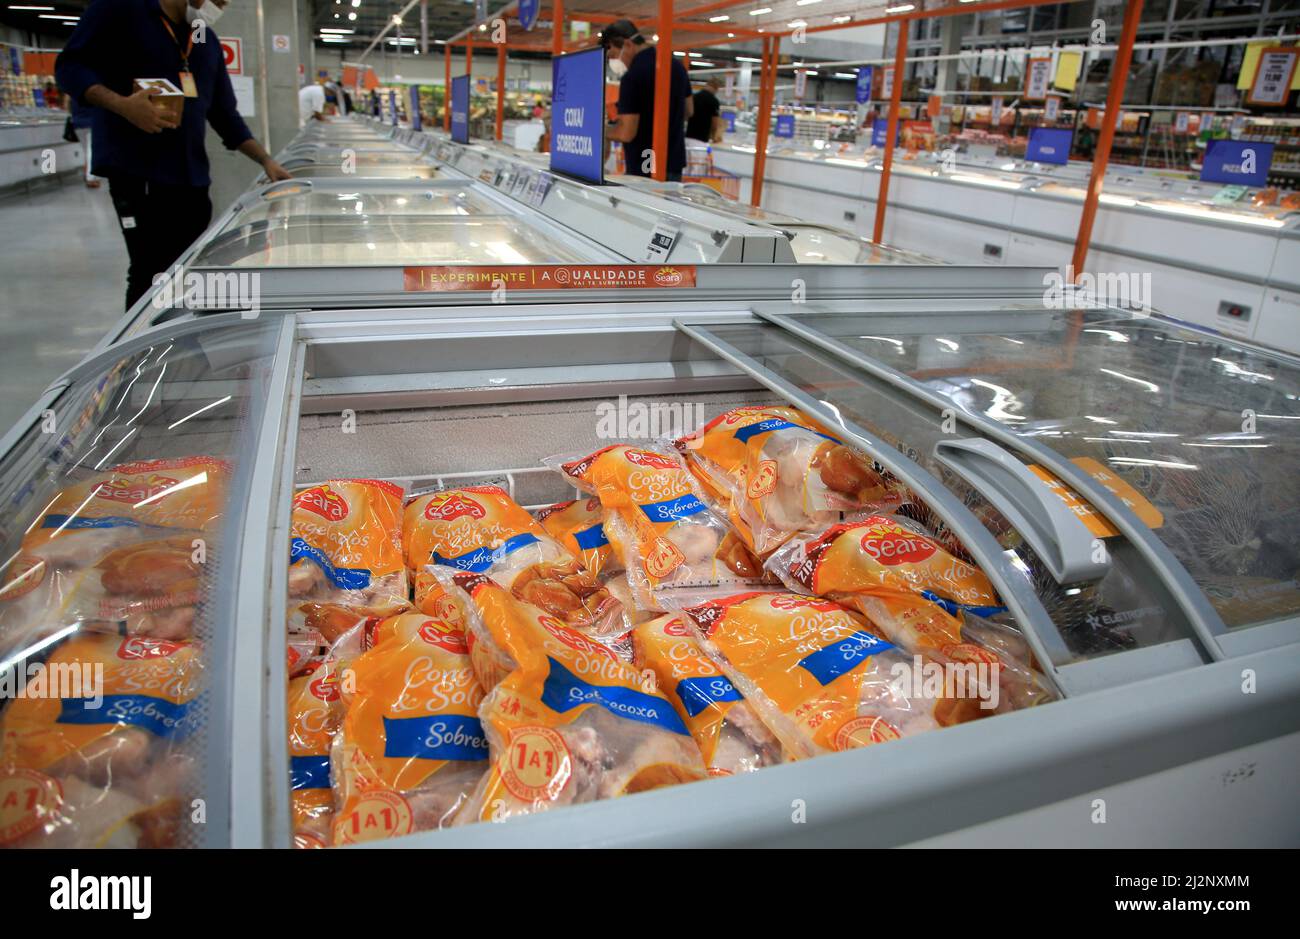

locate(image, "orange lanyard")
[[158, 15, 194, 71]]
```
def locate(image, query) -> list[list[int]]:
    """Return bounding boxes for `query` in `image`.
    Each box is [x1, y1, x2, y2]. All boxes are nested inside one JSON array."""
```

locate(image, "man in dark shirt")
[[686, 75, 723, 143], [601, 19, 692, 181], [57, 0, 290, 309]]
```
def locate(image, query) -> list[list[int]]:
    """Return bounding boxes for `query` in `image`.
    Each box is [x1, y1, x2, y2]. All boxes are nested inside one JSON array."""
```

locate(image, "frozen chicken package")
[[673, 405, 900, 556], [329, 612, 488, 845], [549, 445, 768, 613], [678, 592, 995, 761], [768, 516, 1053, 710], [405, 485, 624, 638], [534, 497, 618, 577], [288, 478, 410, 642], [437, 569, 707, 823], [0, 456, 230, 662], [632, 614, 784, 776], [0, 633, 203, 848]]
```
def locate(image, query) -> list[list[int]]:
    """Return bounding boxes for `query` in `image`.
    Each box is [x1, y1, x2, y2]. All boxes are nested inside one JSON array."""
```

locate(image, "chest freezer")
[[1, 269, 1298, 849], [182, 177, 621, 306], [609, 176, 940, 266]]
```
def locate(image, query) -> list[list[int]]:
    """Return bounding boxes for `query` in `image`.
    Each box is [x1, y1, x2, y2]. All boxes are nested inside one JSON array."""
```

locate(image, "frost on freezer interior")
[[284, 391, 1059, 847]]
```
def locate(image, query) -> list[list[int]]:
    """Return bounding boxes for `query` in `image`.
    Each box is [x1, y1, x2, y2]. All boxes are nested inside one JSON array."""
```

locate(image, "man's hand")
[[261, 158, 293, 181], [118, 86, 180, 133]]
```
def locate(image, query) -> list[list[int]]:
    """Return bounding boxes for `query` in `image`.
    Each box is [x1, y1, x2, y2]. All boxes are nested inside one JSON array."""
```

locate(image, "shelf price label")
[[1201, 139, 1274, 187], [1024, 56, 1052, 101], [550, 46, 605, 184], [794, 69, 808, 101], [880, 66, 894, 101], [451, 74, 470, 144], [1044, 94, 1060, 122], [1246, 48, 1298, 107], [991, 96, 1004, 125], [1174, 111, 1189, 133]]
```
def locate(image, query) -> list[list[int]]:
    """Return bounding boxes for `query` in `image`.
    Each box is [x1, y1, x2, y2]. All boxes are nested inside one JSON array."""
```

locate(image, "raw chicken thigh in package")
[[551, 445, 768, 613], [769, 515, 1054, 710], [678, 592, 995, 760], [404, 485, 624, 639], [0, 633, 203, 848], [0, 456, 229, 664], [329, 612, 488, 845], [674, 405, 901, 556], [287, 478, 410, 645], [436, 569, 707, 823]]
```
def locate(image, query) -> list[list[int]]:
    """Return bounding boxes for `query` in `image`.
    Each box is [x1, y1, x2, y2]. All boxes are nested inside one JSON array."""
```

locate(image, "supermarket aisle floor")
[[0, 179, 126, 430]]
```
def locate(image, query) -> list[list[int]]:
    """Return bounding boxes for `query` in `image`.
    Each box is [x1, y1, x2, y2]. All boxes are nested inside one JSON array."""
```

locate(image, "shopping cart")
[[683, 140, 740, 199]]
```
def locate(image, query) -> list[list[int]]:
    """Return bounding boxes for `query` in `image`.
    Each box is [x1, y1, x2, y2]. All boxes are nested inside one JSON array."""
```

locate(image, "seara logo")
[[859, 523, 936, 566], [294, 484, 350, 523], [117, 637, 185, 660], [653, 266, 684, 287], [418, 620, 469, 655], [423, 493, 486, 522], [95, 474, 179, 505], [623, 449, 677, 470]]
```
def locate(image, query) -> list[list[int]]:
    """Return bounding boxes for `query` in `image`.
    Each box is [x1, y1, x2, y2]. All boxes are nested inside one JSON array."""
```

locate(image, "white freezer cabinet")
[[2, 262, 1297, 848]]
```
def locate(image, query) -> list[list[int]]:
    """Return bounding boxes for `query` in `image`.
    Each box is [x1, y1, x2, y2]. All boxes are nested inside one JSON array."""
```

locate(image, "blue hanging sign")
[[1025, 127, 1073, 164], [550, 46, 605, 184], [519, 0, 540, 31], [1201, 139, 1274, 187], [409, 85, 422, 132], [856, 66, 873, 104], [451, 74, 470, 143]]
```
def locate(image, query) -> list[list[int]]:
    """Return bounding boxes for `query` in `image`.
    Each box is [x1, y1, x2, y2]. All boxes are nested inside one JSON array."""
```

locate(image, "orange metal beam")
[[751, 35, 777, 208], [553, 0, 564, 56], [781, 0, 1082, 37], [1072, 0, 1144, 277], [496, 44, 506, 141], [466, 41, 473, 77], [652, 0, 673, 181], [444, 43, 451, 130], [872, 21, 909, 245]]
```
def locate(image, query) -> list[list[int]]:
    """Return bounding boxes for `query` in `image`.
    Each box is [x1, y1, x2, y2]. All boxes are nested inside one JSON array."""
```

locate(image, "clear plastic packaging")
[[329, 612, 488, 845], [438, 570, 706, 823], [0, 633, 203, 848], [534, 497, 618, 576], [287, 479, 410, 636], [405, 485, 624, 638], [678, 592, 997, 760], [767, 517, 1053, 709], [549, 445, 769, 613], [0, 457, 229, 664], [673, 406, 900, 555], [631, 613, 784, 776]]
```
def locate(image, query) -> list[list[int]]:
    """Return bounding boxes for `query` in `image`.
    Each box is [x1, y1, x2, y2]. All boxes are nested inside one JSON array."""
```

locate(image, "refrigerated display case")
[[3, 261, 1296, 849]]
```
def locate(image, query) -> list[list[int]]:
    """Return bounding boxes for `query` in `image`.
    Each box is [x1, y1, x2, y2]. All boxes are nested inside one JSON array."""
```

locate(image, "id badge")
[[179, 71, 198, 97]]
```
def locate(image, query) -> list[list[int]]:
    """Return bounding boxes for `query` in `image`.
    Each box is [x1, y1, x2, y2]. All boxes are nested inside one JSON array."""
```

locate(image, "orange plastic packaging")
[[674, 405, 899, 555], [440, 570, 706, 823], [535, 497, 617, 576], [0, 633, 203, 848], [0, 457, 230, 662], [551, 445, 767, 612], [329, 612, 488, 845], [404, 486, 623, 638], [679, 592, 993, 760], [288, 655, 346, 849], [288, 479, 410, 643], [769, 517, 1053, 709], [631, 614, 783, 775]]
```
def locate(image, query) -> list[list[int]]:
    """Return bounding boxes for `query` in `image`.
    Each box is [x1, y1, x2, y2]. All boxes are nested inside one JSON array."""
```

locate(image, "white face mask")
[[186, 1, 224, 26], [608, 58, 627, 79]]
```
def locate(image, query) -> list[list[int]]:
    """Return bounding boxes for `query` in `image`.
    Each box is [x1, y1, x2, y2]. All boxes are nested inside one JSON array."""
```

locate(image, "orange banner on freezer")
[[402, 265, 698, 292]]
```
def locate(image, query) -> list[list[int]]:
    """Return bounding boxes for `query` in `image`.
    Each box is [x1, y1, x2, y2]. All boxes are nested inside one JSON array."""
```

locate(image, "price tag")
[[794, 69, 808, 100], [991, 96, 1004, 125], [512, 170, 530, 197], [1212, 184, 1247, 205], [644, 219, 681, 263], [1044, 95, 1060, 122], [532, 173, 554, 206], [1246, 48, 1299, 107], [1024, 56, 1052, 100], [880, 66, 894, 100], [1174, 111, 1189, 133]]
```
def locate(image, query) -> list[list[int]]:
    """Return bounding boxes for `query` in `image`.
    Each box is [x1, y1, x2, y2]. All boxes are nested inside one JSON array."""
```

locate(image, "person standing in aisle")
[[299, 79, 326, 126], [55, 0, 291, 310], [686, 75, 724, 144], [601, 18, 693, 180]]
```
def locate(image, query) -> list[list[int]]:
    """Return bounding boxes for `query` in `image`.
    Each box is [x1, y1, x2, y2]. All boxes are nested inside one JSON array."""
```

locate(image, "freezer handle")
[[257, 178, 315, 199], [934, 437, 1110, 585]]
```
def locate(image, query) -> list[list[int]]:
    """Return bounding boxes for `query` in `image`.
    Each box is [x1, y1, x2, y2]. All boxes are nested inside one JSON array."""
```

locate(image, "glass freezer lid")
[[780, 225, 936, 265], [281, 164, 441, 180], [193, 215, 589, 267], [764, 307, 1300, 634], [231, 186, 505, 226]]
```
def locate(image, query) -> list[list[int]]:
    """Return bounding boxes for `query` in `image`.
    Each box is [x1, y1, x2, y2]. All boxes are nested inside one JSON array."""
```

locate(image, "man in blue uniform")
[[57, 0, 291, 309], [601, 19, 693, 181]]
